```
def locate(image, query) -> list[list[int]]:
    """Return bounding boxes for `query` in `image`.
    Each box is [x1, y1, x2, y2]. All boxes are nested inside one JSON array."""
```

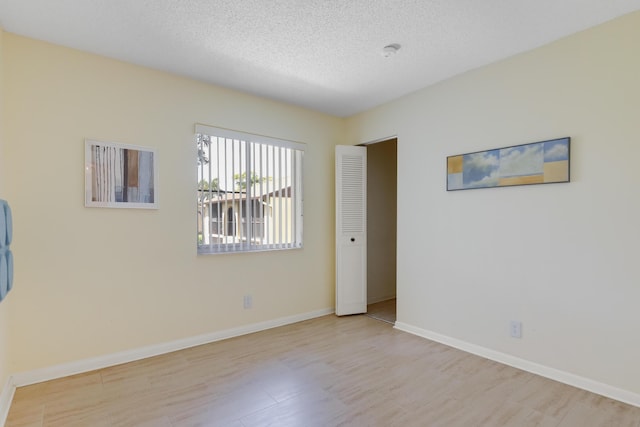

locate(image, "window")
[[196, 124, 304, 254]]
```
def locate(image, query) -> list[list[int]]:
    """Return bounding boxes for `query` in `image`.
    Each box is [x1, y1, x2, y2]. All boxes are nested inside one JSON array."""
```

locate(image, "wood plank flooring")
[[6, 314, 640, 426]]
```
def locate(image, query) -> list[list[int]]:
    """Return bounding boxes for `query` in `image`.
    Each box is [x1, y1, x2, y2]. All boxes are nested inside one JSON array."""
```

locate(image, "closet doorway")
[[365, 138, 397, 324]]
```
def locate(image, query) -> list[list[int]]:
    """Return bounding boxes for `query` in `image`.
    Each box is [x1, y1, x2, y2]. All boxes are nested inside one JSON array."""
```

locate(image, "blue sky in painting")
[[499, 143, 543, 178], [463, 149, 499, 187], [544, 139, 569, 162]]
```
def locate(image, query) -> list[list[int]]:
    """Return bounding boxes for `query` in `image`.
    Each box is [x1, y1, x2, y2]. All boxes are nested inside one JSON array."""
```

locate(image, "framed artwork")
[[85, 139, 158, 208], [447, 137, 570, 191]]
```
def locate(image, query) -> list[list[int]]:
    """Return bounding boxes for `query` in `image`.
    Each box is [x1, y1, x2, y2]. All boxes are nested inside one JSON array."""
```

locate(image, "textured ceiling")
[[1, 0, 640, 117]]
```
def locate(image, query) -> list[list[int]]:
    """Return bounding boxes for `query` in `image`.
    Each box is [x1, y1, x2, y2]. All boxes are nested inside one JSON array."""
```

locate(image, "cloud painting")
[[462, 149, 499, 188], [544, 139, 569, 162], [447, 137, 570, 190], [499, 143, 543, 178]]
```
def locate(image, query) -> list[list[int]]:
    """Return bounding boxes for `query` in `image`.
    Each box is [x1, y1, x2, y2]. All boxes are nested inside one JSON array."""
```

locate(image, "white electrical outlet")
[[243, 295, 253, 309], [510, 320, 522, 338]]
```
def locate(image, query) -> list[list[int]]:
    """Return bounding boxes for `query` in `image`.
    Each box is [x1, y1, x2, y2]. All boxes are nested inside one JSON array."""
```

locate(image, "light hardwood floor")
[[6, 314, 640, 427]]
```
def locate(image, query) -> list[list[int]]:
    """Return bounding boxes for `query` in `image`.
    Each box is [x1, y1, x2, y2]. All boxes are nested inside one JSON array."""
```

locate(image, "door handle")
[[350, 238, 355, 242]]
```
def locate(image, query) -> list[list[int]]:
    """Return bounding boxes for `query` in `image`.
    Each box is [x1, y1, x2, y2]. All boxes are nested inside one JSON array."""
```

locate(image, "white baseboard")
[[12, 308, 334, 388], [0, 376, 16, 427], [394, 321, 640, 408]]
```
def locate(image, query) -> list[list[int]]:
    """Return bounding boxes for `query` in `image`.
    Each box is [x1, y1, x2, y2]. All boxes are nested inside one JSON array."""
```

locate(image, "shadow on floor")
[[366, 298, 396, 324]]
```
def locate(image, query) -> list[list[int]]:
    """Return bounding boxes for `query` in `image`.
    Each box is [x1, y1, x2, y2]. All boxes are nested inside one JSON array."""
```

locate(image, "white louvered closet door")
[[335, 145, 367, 316]]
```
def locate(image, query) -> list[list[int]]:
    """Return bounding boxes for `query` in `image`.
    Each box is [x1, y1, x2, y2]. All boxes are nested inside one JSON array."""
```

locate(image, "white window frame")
[[196, 124, 304, 254]]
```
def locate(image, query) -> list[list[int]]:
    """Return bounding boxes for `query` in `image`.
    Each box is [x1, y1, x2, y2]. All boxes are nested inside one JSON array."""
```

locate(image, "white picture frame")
[[85, 139, 159, 209]]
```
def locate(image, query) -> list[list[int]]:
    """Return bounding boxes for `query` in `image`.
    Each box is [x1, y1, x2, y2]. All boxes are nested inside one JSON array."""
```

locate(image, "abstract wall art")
[[85, 139, 158, 208], [447, 137, 570, 191]]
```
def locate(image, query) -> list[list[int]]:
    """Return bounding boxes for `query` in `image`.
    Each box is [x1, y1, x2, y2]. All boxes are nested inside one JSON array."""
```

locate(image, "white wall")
[[347, 12, 640, 396], [3, 33, 342, 374], [0, 28, 11, 392]]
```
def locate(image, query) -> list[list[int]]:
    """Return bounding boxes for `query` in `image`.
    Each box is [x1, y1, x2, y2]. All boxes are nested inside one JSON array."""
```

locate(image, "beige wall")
[[347, 12, 640, 395], [3, 33, 342, 373], [366, 139, 397, 303], [0, 28, 11, 390], [0, 303, 7, 392]]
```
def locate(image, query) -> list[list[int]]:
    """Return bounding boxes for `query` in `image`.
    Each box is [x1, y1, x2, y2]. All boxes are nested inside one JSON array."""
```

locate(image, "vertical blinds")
[[196, 125, 304, 254]]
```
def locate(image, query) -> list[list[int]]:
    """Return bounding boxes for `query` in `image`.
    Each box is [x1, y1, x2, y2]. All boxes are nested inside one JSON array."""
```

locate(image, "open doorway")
[[365, 138, 397, 324]]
